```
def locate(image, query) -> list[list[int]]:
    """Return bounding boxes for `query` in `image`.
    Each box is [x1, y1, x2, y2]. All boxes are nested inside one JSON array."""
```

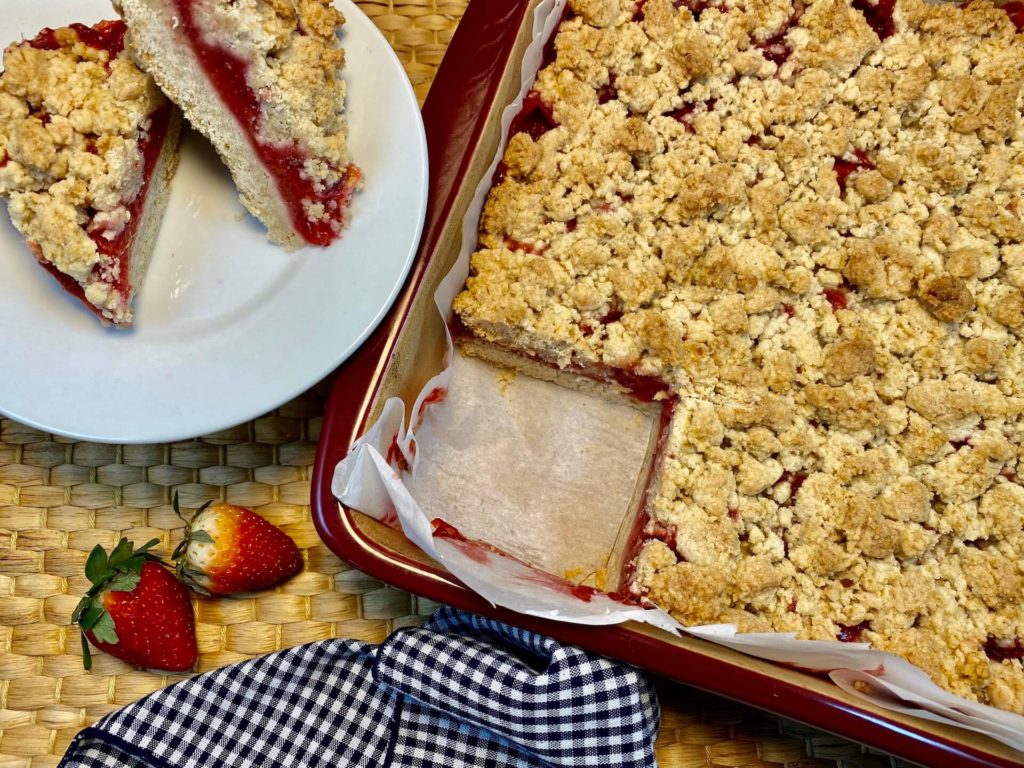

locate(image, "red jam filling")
[[492, 160, 509, 186], [600, 307, 624, 325], [823, 287, 849, 310], [170, 0, 358, 246], [509, 90, 559, 141], [504, 237, 545, 255], [984, 636, 1024, 662], [675, 0, 725, 18], [597, 73, 618, 104], [837, 620, 872, 642], [28, 20, 127, 56], [37, 101, 175, 320], [90, 101, 174, 288], [649, 523, 678, 552], [775, 471, 807, 506], [834, 149, 875, 195], [754, 1, 804, 67], [667, 98, 716, 131], [1002, 0, 1024, 30], [757, 31, 792, 66], [852, 0, 896, 40]]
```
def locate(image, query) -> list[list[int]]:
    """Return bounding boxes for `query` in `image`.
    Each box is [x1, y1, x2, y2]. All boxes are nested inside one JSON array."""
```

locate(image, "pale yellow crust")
[[0, 25, 170, 325], [453, 0, 1024, 711]]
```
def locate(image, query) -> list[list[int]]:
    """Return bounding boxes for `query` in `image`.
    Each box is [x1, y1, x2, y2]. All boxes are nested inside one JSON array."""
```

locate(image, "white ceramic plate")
[[0, 0, 427, 444]]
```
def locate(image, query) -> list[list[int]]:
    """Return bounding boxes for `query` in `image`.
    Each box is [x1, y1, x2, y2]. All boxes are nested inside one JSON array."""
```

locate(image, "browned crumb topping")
[[0, 26, 166, 323], [184, 0, 352, 188], [453, 0, 1024, 712]]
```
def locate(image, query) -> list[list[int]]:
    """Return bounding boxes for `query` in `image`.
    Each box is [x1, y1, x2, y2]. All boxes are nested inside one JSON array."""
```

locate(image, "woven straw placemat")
[[0, 3, 915, 766]]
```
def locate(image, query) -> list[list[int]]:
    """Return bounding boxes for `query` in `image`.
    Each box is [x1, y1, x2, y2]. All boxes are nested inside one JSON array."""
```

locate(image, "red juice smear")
[[570, 584, 598, 602], [169, 0, 358, 246]]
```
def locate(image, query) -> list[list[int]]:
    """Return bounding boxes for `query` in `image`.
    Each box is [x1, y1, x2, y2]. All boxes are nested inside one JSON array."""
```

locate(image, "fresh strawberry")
[[172, 496, 303, 595], [73, 538, 197, 672]]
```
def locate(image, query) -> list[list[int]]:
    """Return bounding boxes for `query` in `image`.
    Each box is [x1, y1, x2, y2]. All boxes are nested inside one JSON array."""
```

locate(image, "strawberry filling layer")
[[28, 20, 127, 56], [35, 101, 173, 320], [170, 0, 359, 246]]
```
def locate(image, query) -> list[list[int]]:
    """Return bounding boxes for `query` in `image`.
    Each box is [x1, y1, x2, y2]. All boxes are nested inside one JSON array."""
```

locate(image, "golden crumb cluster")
[[0, 25, 165, 322], [188, 0, 352, 188], [454, 0, 1024, 712]]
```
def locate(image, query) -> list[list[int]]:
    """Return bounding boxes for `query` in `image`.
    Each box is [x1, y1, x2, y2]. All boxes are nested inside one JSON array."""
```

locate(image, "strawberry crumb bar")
[[0, 21, 181, 326], [453, 0, 1024, 712]]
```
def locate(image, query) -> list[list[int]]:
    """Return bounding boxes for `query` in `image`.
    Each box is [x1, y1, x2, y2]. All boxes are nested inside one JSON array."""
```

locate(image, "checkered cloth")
[[60, 607, 659, 768]]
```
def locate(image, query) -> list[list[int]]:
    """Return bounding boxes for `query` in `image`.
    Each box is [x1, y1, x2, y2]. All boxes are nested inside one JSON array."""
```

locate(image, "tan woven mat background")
[[0, 2, 915, 766]]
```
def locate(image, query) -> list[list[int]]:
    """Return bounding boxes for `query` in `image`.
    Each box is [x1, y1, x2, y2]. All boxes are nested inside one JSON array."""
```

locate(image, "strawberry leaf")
[[90, 611, 118, 645], [84, 545, 109, 584], [136, 538, 160, 554], [79, 601, 104, 631], [107, 571, 141, 593], [70, 595, 90, 624], [81, 632, 92, 671], [107, 538, 134, 569], [190, 530, 215, 545], [171, 538, 189, 560]]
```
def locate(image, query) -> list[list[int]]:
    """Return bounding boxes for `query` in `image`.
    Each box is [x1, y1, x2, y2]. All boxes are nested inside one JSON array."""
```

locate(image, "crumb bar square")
[[453, 0, 1024, 712]]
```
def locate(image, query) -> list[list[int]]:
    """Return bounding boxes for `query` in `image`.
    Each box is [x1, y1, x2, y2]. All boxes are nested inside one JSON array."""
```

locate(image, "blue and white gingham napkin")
[[60, 606, 660, 768]]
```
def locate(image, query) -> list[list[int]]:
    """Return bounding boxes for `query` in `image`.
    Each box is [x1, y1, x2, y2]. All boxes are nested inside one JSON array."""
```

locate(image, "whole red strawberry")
[[172, 497, 302, 595], [73, 538, 197, 672]]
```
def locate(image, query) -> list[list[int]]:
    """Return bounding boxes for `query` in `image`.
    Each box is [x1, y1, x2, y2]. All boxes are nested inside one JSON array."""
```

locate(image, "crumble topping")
[[185, 0, 352, 190], [0, 24, 165, 323], [453, 0, 1024, 711]]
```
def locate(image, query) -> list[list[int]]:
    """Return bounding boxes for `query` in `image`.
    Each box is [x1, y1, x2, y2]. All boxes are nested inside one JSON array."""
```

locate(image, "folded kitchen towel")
[[60, 606, 660, 768]]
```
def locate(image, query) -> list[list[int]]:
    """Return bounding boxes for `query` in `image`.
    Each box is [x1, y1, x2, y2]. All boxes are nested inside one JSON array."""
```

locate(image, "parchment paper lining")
[[332, 0, 1024, 750]]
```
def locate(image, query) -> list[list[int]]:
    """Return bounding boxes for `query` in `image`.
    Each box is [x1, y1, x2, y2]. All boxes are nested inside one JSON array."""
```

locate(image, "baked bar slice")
[[114, 0, 361, 250], [454, 0, 1024, 713], [0, 20, 182, 326]]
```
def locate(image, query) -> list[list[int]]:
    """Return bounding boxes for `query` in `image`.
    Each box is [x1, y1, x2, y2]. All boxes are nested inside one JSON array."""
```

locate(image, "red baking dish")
[[311, 1, 1024, 765]]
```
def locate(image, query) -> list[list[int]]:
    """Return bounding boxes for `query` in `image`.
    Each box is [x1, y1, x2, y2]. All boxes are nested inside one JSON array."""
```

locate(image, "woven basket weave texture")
[[0, 2, 915, 766]]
